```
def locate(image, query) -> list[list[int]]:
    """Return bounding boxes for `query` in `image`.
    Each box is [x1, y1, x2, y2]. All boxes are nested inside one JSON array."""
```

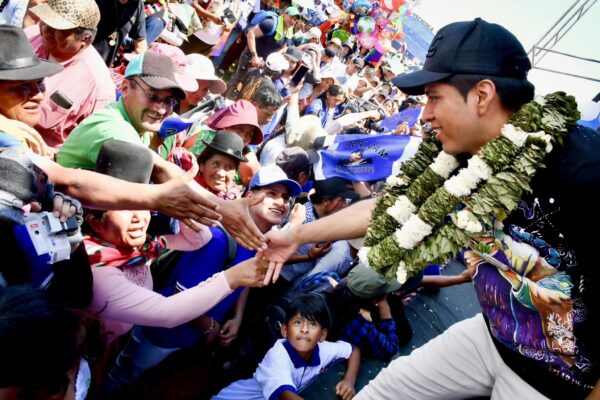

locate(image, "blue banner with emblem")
[[314, 134, 421, 182], [378, 107, 422, 133]]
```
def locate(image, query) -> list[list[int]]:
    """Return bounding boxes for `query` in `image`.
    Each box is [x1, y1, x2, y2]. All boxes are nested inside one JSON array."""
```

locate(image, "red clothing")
[[26, 25, 116, 149]]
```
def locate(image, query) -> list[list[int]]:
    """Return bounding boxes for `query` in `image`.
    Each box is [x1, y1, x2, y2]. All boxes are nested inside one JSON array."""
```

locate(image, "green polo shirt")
[[56, 99, 151, 170]]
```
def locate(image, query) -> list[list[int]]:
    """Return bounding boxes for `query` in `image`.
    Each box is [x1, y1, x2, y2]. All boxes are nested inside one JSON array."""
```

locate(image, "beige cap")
[[31, 0, 100, 30]]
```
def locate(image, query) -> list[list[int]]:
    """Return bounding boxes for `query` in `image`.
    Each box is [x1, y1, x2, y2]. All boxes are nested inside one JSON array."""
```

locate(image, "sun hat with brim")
[[125, 52, 186, 100], [205, 100, 263, 145], [347, 263, 401, 301], [392, 18, 531, 95], [0, 25, 63, 81], [30, 0, 100, 30], [248, 165, 302, 197], [202, 130, 248, 163], [186, 53, 226, 95]]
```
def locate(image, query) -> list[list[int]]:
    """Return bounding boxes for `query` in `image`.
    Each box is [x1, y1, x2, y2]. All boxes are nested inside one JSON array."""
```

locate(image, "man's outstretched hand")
[[258, 228, 301, 285], [219, 194, 267, 251], [155, 165, 222, 230]]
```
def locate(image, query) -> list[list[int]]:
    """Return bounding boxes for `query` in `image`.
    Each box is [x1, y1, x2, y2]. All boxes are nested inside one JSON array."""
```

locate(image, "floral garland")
[[359, 92, 580, 283]]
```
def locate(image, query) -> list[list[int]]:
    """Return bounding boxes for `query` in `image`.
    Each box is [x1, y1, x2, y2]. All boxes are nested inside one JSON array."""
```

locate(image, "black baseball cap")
[[313, 177, 358, 201], [392, 18, 531, 95]]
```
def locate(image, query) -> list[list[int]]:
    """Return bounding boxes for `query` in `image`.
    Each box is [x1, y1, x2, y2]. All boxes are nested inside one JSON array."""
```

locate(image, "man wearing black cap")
[[261, 18, 600, 399]]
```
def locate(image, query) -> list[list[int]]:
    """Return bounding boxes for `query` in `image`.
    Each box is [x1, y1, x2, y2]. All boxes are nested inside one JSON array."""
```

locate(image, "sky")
[[411, 0, 600, 105]]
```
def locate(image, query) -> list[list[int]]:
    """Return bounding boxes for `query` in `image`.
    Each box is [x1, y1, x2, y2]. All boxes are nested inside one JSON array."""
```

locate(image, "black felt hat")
[[202, 130, 248, 163], [0, 25, 63, 81], [94, 140, 153, 184]]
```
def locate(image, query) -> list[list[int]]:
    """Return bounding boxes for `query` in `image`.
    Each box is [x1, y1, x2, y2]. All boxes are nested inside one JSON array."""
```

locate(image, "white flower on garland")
[[444, 168, 479, 197], [386, 175, 408, 187], [358, 246, 371, 267], [529, 131, 553, 153], [394, 214, 433, 249], [386, 196, 417, 224], [396, 261, 408, 284], [456, 209, 483, 233], [467, 156, 493, 180], [430, 151, 460, 179], [501, 124, 527, 147]]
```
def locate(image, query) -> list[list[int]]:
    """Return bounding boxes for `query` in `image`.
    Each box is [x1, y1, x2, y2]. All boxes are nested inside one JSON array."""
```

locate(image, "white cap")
[[307, 27, 322, 40], [328, 37, 342, 48], [265, 52, 290, 73], [186, 53, 226, 94]]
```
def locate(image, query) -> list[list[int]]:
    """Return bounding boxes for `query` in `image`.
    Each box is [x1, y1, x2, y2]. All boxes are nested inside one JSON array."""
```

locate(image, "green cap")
[[285, 6, 300, 16], [347, 264, 401, 300]]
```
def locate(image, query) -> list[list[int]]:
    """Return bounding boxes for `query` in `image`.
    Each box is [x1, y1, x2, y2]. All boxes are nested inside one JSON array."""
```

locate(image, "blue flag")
[[378, 107, 422, 133], [314, 134, 421, 182]]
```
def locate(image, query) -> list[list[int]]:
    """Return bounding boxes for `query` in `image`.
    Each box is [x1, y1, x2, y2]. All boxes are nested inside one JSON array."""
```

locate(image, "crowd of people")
[[1, 0, 599, 399]]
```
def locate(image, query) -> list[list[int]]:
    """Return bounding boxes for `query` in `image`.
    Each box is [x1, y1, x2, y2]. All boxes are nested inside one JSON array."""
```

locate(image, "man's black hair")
[[285, 292, 332, 331], [444, 74, 535, 112], [252, 84, 282, 109]]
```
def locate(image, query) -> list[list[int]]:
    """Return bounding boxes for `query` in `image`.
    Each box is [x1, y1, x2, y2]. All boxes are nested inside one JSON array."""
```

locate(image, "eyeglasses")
[[132, 78, 178, 109]]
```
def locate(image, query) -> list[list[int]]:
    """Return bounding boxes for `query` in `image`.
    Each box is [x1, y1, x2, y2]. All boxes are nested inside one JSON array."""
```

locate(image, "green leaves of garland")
[[363, 92, 579, 282]]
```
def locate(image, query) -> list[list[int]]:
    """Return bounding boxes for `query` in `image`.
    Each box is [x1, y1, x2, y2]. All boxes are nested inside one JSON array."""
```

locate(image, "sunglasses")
[[132, 78, 178, 109]]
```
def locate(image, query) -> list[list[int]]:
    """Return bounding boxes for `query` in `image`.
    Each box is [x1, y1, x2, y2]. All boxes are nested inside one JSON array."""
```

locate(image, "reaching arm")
[[335, 346, 360, 400], [151, 153, 266, 250], [33, 155, 222, 227], [260, 198, 375, 283]]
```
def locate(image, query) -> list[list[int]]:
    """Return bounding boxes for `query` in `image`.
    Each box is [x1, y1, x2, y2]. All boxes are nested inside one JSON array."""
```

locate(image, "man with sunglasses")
[[57, 51, 269, 251]]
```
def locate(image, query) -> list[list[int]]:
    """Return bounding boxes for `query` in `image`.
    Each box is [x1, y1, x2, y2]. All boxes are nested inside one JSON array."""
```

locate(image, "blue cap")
[[249, 165, 302, 197]]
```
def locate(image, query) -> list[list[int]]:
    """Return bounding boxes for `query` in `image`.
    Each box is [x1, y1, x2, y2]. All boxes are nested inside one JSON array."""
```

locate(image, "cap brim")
[[250, 125, 264, 145], [175, 71, 199, 93], [339, 190, 359, 201], [276, 179, 303, 197], [30, 3, 78, 30], [139, 76, 186, 100], [391, 69, 453, 95], [210, 79, 227, 94], [385, 278, 402, 293], [0, 60, 63, 81]]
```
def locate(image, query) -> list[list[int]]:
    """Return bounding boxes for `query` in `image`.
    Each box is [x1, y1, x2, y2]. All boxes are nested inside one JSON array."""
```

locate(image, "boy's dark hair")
[[252, 84, 282, 109], [327, 85, 344, 97], [285, 292, 332, 331], [444, 74, 535, 112]]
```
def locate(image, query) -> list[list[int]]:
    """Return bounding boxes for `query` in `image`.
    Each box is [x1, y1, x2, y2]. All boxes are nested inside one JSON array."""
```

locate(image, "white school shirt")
[[212, 339, 352, 400]]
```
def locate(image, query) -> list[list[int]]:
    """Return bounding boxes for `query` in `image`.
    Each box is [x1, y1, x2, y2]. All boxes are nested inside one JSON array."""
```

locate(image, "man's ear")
[[281, 323, 288, 338], [472, 79, 497, 116], [319, 328, 328, 342]]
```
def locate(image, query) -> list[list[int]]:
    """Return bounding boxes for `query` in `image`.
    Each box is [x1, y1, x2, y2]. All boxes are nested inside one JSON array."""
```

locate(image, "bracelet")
[[203, 317, 216, 335]]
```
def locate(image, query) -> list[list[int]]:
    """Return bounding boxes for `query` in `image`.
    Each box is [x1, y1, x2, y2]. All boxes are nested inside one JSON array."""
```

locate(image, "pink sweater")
[[88, 224, 233, 342]]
